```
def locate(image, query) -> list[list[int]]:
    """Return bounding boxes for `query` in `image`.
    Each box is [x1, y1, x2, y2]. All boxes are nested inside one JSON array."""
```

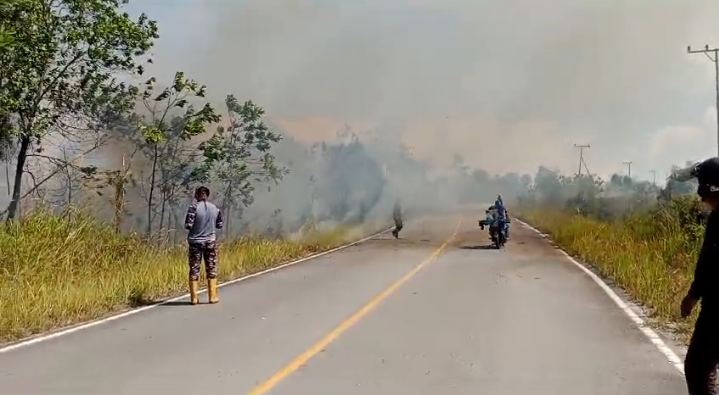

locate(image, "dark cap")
[[692, 157, 719, 198]]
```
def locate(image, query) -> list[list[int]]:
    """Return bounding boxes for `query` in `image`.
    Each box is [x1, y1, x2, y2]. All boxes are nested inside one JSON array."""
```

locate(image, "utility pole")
[[688, 44, 719, 155], [574, 144, 590, 176], [650, 169, 657, 185], [623, 161, 633, 178]]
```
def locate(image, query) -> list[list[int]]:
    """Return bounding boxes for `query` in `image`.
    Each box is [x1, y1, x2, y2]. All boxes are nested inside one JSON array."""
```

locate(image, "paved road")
[[0, 213, 687, 394]]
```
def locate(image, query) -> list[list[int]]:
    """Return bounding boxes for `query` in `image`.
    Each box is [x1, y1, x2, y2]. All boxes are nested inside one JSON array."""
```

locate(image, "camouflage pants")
[[685, 310, 719, 395], [188, 240, 218, 281]]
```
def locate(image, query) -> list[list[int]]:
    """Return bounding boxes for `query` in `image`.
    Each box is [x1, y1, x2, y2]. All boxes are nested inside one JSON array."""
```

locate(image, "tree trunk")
[[66, 172, 72, 209], [5, 161, 10, 195], [112, 180, 124, 234], [6, 135, 30, 222], [159, 190, 166, 232], [146, 145, 158, 235], [172, 206, 182, 244], [222, 181, 235, 239]]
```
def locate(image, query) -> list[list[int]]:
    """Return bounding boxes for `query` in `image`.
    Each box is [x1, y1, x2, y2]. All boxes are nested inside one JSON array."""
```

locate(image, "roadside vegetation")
[[0, 209, 386, 342], [516, 165, 705, 341]]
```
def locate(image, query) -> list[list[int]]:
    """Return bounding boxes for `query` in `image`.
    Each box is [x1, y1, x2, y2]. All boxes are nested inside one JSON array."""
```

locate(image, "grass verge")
[[517, 203, 702, 343], [0, 209, 386, 343]]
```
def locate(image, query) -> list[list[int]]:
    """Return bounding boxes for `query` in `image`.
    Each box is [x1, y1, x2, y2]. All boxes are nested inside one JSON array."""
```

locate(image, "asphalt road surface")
[[0, 212, 687, 394]]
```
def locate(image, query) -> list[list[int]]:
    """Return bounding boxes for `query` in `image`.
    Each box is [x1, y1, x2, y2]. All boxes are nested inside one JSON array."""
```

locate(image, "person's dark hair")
[[195, 186, 210, 197]]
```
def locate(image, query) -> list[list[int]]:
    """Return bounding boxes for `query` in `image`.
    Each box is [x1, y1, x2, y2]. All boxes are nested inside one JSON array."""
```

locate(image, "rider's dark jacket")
[[689, 208, 719, 309]]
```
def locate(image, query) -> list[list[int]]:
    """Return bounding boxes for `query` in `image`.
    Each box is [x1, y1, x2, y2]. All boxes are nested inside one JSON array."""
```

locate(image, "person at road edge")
[[676, 157, 719, 395], [184, 186, 224, 305], [392, 198, 403, 239]]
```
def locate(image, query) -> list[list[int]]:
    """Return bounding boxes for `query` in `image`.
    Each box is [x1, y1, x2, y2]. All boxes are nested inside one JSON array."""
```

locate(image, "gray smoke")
[[129, 0, 719, 181]]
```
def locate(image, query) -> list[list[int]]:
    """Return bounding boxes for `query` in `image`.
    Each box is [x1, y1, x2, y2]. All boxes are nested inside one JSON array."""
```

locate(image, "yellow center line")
[[245, 218, 462, 395]]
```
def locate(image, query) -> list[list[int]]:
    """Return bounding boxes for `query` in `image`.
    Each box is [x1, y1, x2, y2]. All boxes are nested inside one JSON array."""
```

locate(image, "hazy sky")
[[125, 0, 719, 182]]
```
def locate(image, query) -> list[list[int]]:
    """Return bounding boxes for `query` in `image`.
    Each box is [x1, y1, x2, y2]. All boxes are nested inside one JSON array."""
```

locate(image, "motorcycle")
[[488, 218, 510, 249], [479, 217, 510, 249]]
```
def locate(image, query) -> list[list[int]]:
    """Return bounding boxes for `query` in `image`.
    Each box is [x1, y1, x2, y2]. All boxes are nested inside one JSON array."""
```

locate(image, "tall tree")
[[197, 96, 285, 234], [1, 0, 159, 221], [134, 71, 220, 235]]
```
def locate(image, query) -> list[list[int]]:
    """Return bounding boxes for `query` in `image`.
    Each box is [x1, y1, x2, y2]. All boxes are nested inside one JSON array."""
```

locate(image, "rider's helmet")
[[675, 157, 719, 201]]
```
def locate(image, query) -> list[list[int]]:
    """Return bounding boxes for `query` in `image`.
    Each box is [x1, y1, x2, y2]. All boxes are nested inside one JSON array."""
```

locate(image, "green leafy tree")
[[1, 0, 159, 221], [0, 24, 13, 48], [0, 10, 15, 49], [134, 71, 220, 235], [0, 0, 24, 49], [197, 96, 286, 234], [0, 0, 27, 183]]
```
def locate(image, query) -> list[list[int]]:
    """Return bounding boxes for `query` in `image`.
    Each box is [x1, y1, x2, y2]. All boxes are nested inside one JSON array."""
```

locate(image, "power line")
[[574, 144, 590, 177], [688, 44, 719, 155]]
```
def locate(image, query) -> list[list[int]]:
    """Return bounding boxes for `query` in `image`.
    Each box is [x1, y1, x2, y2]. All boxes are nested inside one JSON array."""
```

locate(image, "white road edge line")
[[0, 227, 393, 354], [516, 218, 686, 376]]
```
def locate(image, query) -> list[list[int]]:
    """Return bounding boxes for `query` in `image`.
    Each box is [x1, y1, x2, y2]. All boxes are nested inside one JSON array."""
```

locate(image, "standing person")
[[184, 186, 224, 305], [677, 157, 719, 395], [392, 198, 403, 239]]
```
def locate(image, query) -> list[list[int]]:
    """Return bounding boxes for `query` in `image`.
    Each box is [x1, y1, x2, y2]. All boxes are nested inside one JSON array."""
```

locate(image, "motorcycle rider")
[[479, 207, 495, 231], [494, 195, 510, 239], [675, 157, 719, 395]]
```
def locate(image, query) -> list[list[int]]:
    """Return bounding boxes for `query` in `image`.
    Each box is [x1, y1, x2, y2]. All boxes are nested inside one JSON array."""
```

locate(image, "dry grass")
[[518, 198, 706, 342], [0, 209, 385, 343]]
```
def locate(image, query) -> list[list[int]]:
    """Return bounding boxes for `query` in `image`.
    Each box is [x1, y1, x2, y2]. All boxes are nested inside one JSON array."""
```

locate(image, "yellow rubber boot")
[[208, 278, 219, 304], [189, 280, 199, 305]]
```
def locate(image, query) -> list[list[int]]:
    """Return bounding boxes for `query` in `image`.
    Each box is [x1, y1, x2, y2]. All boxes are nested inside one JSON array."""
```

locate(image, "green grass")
[[517, 197, 706, 342], [0, 209, 384, 343]]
